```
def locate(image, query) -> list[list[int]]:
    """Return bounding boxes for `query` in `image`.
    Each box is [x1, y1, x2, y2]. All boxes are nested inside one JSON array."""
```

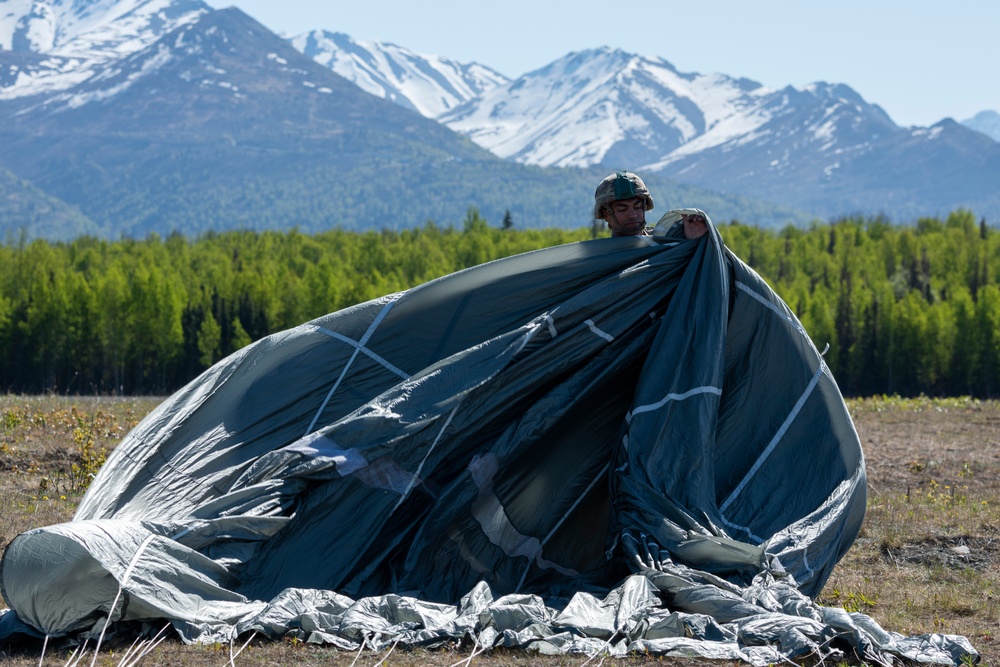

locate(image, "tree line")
[[1, 209, 997, 397]]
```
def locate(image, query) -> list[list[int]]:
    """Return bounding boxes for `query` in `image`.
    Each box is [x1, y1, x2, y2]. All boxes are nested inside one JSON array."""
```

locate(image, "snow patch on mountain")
[[290, 29, 508, 118], [1, 0, 52, 51], [911, 125, 944, 140], [54, 39, 174, 108], [2, 0, 206, 56], [0, 0, 208, 99]]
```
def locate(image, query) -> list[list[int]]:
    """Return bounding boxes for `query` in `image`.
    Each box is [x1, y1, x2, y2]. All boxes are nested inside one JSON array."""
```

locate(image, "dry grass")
[[0, 396, 162, 544], [1, 394, 998, 666], [819, 396, 1000, 664], [2, 640, 730, 667]]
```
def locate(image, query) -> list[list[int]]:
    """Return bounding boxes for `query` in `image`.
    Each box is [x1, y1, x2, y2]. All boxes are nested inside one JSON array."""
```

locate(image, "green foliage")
[[69, 408, 110, 493], [720, 213, 1000, 397], [1, 212, 998, 397], [0, 221, 592, 393], [824, 585, 879, 614], [197, 313, 222, 368]]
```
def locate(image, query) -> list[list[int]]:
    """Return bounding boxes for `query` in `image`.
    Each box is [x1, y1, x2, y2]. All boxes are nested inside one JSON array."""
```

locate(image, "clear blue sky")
[[205, 0, 999, 128]]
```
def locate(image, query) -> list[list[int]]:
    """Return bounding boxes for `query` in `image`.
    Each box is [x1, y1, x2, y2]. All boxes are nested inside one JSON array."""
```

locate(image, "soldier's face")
[[604, 197, 646, 236]]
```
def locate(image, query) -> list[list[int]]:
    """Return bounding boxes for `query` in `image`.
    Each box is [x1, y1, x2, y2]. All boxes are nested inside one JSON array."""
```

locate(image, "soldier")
[[593, 171, 707, 239], [593, 170, 654, 237]]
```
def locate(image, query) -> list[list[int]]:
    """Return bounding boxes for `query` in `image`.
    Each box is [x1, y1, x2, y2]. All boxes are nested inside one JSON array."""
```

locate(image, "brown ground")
[[823, 397, 999, 664], [854, 397, 1000, 497], [847, 397, 1000, 577]]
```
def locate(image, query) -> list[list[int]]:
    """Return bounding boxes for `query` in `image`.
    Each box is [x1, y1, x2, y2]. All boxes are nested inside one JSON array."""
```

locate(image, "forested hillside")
[[1, 209, 997, 397], [723, 210, 999, 397]]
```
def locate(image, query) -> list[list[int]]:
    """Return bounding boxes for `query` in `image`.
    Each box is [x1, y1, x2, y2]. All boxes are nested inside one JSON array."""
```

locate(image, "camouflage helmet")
[[593, 171, 654, 220]]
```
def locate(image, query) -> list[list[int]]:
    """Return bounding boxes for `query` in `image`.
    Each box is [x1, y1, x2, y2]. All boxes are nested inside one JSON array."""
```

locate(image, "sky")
[[203, 0, 999, 128]]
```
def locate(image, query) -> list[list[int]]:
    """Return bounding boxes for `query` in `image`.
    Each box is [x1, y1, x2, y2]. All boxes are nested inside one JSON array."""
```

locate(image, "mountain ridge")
[[0, 0, 995, 241], [0, 6, 810, 240], [295, 36, 1000, 222], [961, 110, 1000, 142], [290, 29, 508, 118], [426, 48, 1000, 222]]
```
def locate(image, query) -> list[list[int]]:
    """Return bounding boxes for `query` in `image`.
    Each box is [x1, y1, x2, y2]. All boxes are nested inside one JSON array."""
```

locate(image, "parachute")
[[0, 212, 977, 665]]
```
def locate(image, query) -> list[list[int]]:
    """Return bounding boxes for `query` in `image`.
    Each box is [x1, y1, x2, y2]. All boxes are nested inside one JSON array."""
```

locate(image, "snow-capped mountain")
[[438, 47, 898, 171], [289, 29, 508, 118], [961, 110, 1000, 142], [0, 0, 208, 98], [440, 47, 765, 167], [435, 47, 1000, 221]]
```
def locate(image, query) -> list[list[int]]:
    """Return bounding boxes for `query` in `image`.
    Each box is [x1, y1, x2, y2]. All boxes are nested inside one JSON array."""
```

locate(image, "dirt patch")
[[883, 534, 1000, 571], [850, 399, 1000, 497]]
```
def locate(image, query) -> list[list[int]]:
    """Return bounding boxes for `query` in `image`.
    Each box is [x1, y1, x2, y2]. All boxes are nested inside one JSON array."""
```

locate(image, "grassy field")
[[0, 394, 997, 666]]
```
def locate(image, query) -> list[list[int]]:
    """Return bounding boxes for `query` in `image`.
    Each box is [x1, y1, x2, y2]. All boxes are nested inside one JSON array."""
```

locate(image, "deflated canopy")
[[0, 212, 978, 665]]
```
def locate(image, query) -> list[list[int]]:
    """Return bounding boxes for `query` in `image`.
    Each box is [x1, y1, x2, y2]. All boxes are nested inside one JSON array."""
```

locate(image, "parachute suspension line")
[[719, 364, 825, 515], [348, 634, 367, 667], [580, 630, 620, 667], [64, 640, 90, 667], [120, 622, 172, 667], [89, 533, 157, 666], [305, 295, 406, 436], [372, 639, 399, 667], [452, 632, 485, 667], [38, 634, 48, 667], [227, 631, 257, 667], [389, 404, 459, 516], [90, 590, 122, 666], [514, 461, 611, 592]]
